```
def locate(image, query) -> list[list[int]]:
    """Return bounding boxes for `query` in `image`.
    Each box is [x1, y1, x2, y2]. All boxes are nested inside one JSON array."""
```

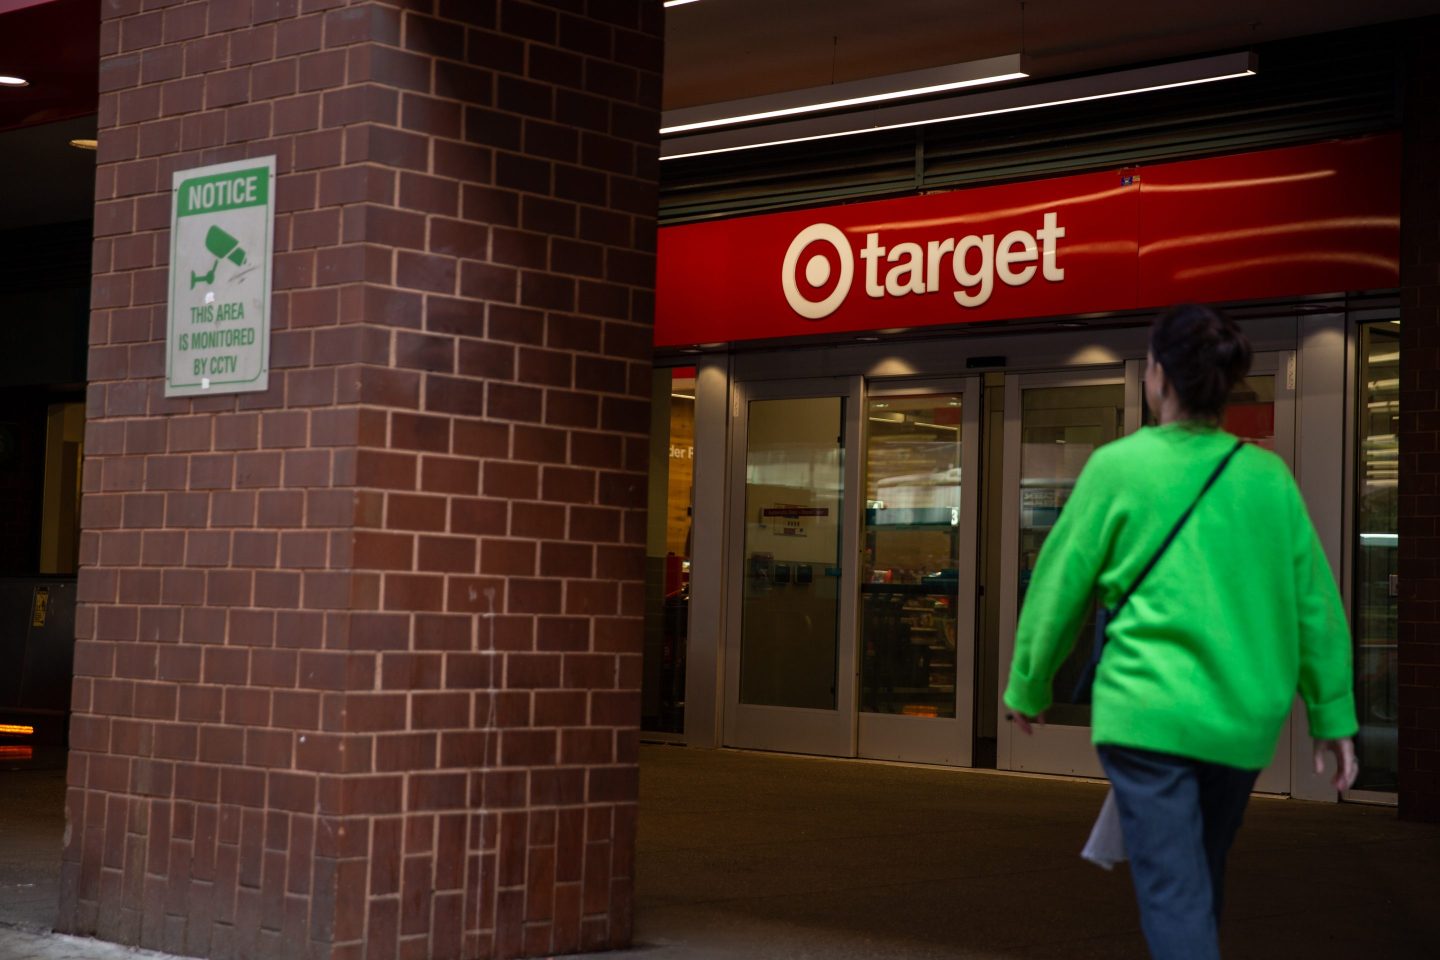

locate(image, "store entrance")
[[711, 347, 1300, 787], [647, 312, 1395, 801], [722, 377, 982, 764]]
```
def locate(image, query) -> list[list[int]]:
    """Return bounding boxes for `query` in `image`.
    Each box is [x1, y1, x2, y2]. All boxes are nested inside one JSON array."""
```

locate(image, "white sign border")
[[165, 155, 276, 398]]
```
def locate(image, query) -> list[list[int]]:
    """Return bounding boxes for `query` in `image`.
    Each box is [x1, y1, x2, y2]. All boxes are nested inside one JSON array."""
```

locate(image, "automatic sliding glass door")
[[1351, 323, 1399, 796], [998, 372, 1127, 776], [722, 376, 979, 762], [857, 380, 980, 766], [998, 356, 1295, 783], [724, 378, 861, 756]]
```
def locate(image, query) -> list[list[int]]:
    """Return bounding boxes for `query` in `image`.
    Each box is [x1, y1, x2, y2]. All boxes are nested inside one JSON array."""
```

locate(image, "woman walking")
[[1004, 304, 1358, 960]]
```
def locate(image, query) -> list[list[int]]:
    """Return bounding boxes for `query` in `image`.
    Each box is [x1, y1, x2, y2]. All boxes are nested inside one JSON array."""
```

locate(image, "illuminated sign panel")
[[655, 135, 1399, 347]]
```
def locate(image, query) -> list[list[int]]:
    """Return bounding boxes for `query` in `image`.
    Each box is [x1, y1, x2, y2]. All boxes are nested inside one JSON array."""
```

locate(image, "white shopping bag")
[[1080, 788, 1127, 870]]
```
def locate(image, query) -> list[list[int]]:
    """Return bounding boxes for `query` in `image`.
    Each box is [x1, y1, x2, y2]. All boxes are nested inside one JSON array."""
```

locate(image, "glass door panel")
[[1353, 323, 1399, 793], [640, 368, 693, 736], [739, 396, 844, 710], [1015, 382, 1126, 732], [1223, 376, 1277, 450], [1001, 357, 1295, 782], [725, 379, 860, 757], [857, 382, 980, 766], [861, 394, 962, 717], [999, 373, 1127, 776], [1141, 371, 1279, 450]]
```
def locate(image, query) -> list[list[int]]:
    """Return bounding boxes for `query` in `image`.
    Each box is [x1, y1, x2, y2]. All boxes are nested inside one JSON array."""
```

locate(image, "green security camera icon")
[[190, 225, 248, 289]]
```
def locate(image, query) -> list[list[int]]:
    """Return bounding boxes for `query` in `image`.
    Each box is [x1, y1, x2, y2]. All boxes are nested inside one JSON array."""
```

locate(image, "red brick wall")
[[1399, 16, 1440, 823], [62, 1, 662, 956]]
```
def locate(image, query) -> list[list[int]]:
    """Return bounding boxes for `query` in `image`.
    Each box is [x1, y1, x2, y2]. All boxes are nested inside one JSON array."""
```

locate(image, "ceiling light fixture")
[[661, 52, 1256, 161], [661, 55, 1028, 135], [69, 138, 97, 150], [0, 75, 29, 87], [663, 0, 702, 7]]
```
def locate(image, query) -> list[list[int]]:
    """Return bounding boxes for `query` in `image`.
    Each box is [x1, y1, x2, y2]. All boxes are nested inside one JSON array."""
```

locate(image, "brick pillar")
[[61, 2, 662, 957], [1400, 15, 1440, 823]]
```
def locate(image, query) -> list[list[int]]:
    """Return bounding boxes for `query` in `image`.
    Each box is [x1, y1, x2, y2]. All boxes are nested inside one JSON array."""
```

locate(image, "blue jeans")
[[1098, 745, 1260, 960]]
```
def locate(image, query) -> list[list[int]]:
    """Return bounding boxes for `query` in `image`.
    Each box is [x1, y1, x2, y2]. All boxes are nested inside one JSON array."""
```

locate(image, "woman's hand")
[[1008, 712, 1046, 736], [1313, 737, 1358, 791]]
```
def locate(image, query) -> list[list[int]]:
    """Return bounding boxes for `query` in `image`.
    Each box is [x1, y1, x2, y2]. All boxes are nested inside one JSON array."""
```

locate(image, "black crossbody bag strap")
[[1071, 438, 1244, 704]]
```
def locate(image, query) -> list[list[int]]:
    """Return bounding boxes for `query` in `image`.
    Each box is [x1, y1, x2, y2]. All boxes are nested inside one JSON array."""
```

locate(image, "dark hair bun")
[[1150, 304, 1252, 421]]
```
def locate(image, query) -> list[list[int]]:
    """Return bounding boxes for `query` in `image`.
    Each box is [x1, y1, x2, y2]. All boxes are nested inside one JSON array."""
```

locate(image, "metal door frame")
[[1341, 312, 1401, 806], [722, 375, 863, 756], [996, 367, 1126, 777], [856, 376, 982, 766], [997, 353, 1298, 783]]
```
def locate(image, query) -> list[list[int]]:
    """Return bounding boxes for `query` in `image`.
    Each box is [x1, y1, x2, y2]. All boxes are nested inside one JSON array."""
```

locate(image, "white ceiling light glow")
[[0, 75, 30, 87], [661, 55, 1029, 135], [663, 1, 703, 7], [661, 52, 1257, 161]]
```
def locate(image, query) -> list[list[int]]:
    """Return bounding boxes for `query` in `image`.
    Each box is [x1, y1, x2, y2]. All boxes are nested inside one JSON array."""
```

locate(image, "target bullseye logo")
[[782, 223, 854, 320], [780, 212, 1067, 321]]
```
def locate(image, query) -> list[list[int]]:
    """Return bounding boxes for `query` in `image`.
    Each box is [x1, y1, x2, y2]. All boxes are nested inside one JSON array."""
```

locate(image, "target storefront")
[[642, 133, 1404, 804]]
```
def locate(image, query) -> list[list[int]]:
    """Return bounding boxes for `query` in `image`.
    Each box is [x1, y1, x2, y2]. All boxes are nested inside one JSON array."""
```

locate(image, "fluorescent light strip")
[[661, 56, 1028, 135], [662, 52, 1256, 161], [662, 73, 1029, 133], [663, 0, 702, 6]]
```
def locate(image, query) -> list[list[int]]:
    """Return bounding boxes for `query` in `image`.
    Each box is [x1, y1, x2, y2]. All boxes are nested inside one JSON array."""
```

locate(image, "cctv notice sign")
[[166, 156, 275, 397]]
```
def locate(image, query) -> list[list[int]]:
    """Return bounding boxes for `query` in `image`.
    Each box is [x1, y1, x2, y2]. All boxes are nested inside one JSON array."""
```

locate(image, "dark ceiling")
[[663, 0, 1440, 109], [0, 0, 97, 132], [0, 0, 98, 229]]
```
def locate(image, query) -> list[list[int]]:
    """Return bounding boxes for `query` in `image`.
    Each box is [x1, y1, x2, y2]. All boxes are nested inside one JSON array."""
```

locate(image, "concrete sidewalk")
[[2, 744, 1437, 959], [618, 746, 1437, 959], [0, 929, 185, 960], [0, 748, 66, 936]]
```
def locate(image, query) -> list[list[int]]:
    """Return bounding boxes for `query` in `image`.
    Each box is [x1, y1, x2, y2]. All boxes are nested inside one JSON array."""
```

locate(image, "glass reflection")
[[860, 394, 962, 718], [739, 397, 844, 710], [641, 369, 693, 733], [1141, 373, 1276, 441], [1354, 323, 1399, 792], [1018, 384, 1125, 727]]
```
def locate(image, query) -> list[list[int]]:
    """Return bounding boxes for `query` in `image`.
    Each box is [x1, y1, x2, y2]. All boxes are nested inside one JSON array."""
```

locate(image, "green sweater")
[[1004, 424, 1358, 770]]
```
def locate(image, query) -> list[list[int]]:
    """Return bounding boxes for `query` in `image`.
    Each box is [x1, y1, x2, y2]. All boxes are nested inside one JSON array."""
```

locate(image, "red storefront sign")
[[655, 135, 1400, 347]]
